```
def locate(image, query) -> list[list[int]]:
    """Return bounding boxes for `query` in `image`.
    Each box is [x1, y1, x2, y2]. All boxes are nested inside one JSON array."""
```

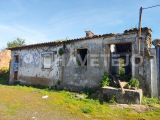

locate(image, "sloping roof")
[[7, 27, 151, 50]]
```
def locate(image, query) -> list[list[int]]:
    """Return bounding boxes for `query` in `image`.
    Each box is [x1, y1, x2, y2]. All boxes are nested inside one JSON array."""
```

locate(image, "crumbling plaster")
[[157, 47, 160, 97], [9, 45, 63, 86], [9, 30, 159, 97], [60, 38, 105, 91]]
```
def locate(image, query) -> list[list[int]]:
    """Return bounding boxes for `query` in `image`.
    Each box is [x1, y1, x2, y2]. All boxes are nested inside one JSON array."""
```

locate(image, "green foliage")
[[148, 30, 152, 35], [76, 58, 81, 66], [63, 36, 69, 41], [7, 38, 25, 48], [132, 25, 138, 30], [129, 78, 139, 87], [1, 83, 160, 119], [80, 88, 96, 96], [58, 48, 64, 56], [55, 36, 69, 42], [109, 95, 117, 104], [57, 80, 61, 86], [126, 83, 130, 86], [0, 67, 9, 74], [119, 68, 125, 75], [141, 96, 160, 105], [0, 74, 9, 85], [81, 106, 93, 113], [119, 58, 125, 76], [120, 75, 130, 81], [120, 76, 125, 81], [128, 102, 133, 105], [66, 92, 75, 99], [0, 67, 9, 85], [99, 72, 112, 87], [55, 40, 60, 42], [48, 86, 52, 90], [110, 82, 120, 88]]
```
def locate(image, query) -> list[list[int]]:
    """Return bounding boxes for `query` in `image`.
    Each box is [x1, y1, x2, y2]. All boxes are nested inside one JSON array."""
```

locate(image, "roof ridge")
[[7, 27, 152, 50]]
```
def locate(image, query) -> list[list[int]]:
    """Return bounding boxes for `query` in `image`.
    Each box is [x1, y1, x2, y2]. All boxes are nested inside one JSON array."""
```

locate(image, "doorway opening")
[[14, 55, 19, 80], [110, 43, 132, 81]]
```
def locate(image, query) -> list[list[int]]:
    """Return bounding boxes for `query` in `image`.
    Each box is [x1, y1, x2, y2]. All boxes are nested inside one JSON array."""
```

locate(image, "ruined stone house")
[[8, 28, 160, 98]]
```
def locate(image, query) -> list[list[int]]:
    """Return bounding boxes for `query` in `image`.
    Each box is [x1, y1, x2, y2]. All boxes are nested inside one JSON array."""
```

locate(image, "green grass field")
[[0, 74, 160, 119]]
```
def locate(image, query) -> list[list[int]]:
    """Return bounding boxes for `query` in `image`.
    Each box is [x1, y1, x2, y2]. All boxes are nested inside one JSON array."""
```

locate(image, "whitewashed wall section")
[[22, 52, 40, 67], [158, 47, 160, 97]]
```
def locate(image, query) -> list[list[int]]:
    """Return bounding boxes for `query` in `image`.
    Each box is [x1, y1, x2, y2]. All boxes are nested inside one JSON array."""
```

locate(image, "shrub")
[[0, 67, 9, 74], [57, 80, 61, 86], [129, 78, 139, 87], [109, 95, 117, 104], [58, 48, 64, 56], [55, 40, 60, 42], [80, 88, 96, 96], [120, 75, 129, 81], [99, 72, 112, 87], [119, 68, 125, 75], [0, 67, 9, 85]]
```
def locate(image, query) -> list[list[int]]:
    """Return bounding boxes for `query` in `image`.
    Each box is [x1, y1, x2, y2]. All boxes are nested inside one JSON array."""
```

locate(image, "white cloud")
[[0, 24, 50, 47]]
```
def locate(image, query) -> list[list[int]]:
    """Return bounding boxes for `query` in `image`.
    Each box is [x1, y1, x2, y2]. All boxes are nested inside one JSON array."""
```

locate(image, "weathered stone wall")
[[92, 86, 143, 104], [9, 46, 63, 86], [103, 29, 158, 97], [9, 29, 159, 97], [152, 39, 160, 97], [150, 49, 158, 97], [60, 38, 105, 91], [136, 30, 158, 97], [157, 47, 160, 97], [0, 50, 11, 70]]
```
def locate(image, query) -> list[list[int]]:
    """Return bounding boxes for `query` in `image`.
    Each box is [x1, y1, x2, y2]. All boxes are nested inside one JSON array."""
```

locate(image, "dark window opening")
[[115, 43, 131, 54], [135, 58, 140, 64], [77, 49, 87, 66]]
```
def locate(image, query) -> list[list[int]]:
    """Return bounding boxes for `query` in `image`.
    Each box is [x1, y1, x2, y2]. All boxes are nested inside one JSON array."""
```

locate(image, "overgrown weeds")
[[119, 68, 125, 76], [80, 88, 96, 96], [0, 66, 9, 85], [0, 70, 160, 119], [58, 48, 64, 56], [81, 106, 93, 113], [109, 95, 117, 104], [141, 96, 160, 105], [99, 72, 112, 87], [0, 82, 160, 119], [129, 78, 140, 87]]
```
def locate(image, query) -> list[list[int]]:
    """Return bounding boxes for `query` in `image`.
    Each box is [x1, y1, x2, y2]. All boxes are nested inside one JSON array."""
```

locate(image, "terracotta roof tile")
[[7, 27, 152, 50]]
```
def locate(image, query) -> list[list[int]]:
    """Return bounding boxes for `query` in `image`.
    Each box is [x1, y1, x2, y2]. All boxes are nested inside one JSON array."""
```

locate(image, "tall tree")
[[7, 38, 25, 48]]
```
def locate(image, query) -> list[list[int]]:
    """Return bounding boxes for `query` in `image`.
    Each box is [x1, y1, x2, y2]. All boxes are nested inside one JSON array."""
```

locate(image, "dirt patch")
[[110, 104, 153, 113]]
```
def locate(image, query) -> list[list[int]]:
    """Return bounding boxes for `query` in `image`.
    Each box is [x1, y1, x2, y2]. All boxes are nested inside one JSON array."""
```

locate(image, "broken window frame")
[[76, 48, 88, 66], [41, 52, 53, 69]]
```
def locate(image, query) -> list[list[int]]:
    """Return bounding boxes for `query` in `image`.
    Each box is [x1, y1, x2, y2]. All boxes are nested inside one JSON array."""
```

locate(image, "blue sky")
[[0, 0, 160, 49]]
